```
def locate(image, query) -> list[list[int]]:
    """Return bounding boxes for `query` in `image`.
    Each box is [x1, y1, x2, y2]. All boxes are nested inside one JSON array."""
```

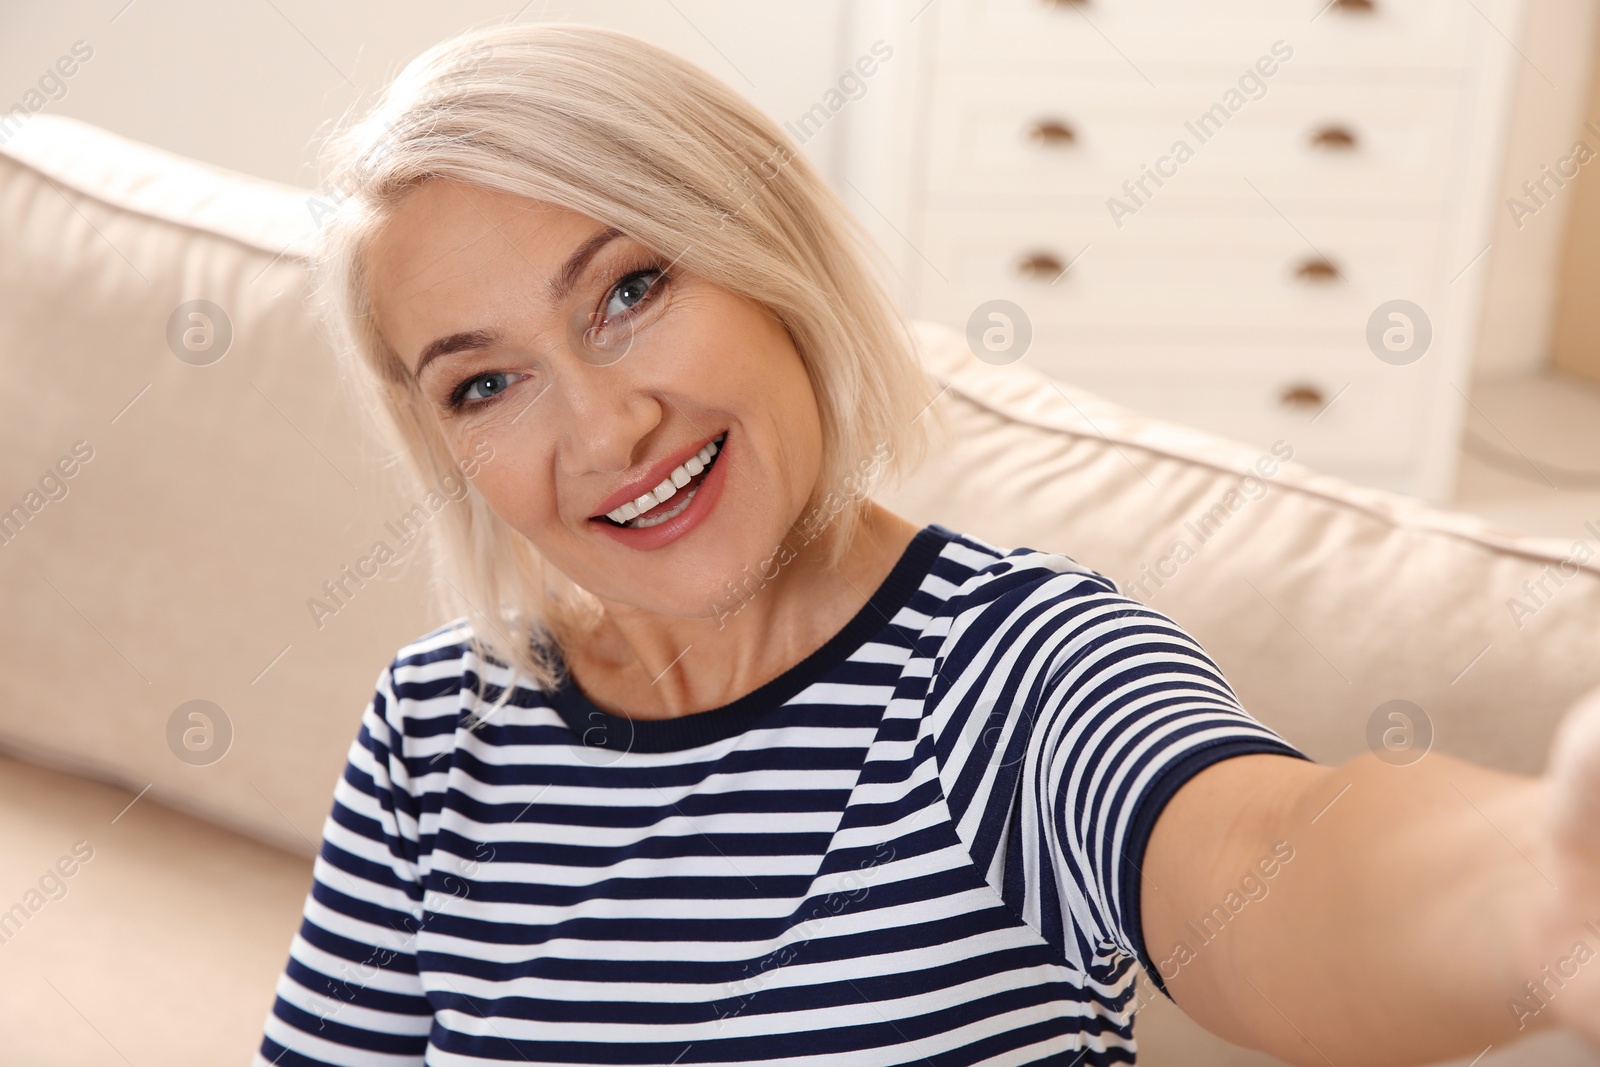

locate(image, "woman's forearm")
[[1146, 750, 1560, 1066]]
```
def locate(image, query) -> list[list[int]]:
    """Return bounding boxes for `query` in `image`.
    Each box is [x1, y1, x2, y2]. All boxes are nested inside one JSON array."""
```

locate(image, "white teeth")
[[629, 485, 697, 528], [602, 432, 726, 527]]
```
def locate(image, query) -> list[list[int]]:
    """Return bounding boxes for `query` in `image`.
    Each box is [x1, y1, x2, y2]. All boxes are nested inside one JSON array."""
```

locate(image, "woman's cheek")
[[480, 457, 560, 530]]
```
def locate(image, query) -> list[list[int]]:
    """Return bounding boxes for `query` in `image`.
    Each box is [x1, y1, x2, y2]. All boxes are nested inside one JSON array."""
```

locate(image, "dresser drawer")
[[913, 203, 1443, 339], [924, 69, 1463, 206], [931, 0, 1505, 70], [1014, 341, 1434, 471]]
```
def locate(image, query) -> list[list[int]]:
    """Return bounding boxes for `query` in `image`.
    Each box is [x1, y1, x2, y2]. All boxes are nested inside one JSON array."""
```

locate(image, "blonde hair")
[[310, 21, 937, 701]]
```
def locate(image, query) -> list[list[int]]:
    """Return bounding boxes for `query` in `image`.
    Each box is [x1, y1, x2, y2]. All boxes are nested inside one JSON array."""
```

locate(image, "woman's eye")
[[602, 269, 663, 322], [453, 371, 520, 408]]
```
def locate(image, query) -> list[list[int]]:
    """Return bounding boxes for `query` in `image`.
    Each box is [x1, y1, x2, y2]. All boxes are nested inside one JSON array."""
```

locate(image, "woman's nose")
[[552, 360, 663, 477]]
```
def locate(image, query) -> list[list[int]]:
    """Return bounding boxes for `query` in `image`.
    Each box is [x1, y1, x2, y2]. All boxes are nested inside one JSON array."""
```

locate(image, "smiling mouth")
[[594, 432, 726, 530]]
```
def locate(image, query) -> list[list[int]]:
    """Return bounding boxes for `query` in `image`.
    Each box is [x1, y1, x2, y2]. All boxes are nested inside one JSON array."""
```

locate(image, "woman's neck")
[[561, 501, 922, 721]]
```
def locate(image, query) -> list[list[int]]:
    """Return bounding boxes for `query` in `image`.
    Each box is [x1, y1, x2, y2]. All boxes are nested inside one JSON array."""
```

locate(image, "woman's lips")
[[590, 429, 730, 550], [588, 430, 726, 521]]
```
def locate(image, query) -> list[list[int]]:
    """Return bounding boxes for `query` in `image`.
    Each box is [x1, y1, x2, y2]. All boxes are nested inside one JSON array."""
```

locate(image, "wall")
[[0, 0, 849, 189], [1471, 0, 1600, 381], [1550, 15, 1600, 388]]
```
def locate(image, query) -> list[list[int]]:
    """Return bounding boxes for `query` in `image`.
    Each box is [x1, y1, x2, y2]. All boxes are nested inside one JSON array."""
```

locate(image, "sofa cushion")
[[0, 750, 311, 1064]]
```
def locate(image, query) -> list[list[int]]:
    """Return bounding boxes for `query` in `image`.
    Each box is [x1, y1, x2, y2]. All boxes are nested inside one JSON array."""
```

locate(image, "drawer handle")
[[1017, 251, 1068, 279], [1028, 118, 1077, 147], [1017, 251, 1067, 280], [1040, 0, 1090, 7], [1278, 383, 1327, 410], [1294, 256, 1343, 283], [1332, 0, 1376, 11], [1311, 124, 1358, 150]]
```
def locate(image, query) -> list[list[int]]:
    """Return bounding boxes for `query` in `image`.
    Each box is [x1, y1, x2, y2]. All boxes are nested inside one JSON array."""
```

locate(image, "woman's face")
[[365, 179, 825, 618]]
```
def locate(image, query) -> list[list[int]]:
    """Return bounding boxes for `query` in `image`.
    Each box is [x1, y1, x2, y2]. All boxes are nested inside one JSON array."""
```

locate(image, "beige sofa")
[[2, 114, 1598, 1067]]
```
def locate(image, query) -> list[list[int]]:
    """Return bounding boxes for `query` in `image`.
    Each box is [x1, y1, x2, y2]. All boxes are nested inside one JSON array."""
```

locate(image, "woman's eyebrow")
[[411, 225, 626, 380], [545, 225, 625, 308], [413, 328, 502, 380]]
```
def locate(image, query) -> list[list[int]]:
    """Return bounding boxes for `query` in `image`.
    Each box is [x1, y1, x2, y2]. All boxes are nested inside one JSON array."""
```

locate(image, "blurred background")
[[5, 0, 1600, 532], [5, 2, 1600, 1065]]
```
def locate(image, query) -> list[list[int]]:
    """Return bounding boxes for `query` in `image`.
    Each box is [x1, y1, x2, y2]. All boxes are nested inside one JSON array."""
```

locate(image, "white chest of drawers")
[[840, 0, 1526, 501]]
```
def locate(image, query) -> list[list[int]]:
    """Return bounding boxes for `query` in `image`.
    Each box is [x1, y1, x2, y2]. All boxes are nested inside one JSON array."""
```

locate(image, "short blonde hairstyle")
[[311, 21, 937, 698]]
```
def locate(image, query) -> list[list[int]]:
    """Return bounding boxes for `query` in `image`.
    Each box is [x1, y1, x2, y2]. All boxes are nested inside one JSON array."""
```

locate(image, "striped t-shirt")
[[255, 522, 1309, 1066]]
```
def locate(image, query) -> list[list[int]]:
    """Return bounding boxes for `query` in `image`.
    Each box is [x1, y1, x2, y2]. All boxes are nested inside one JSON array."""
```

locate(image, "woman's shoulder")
[[385, 616, 478, 678], [379, 615, 552, 705], [924, 523, 1126, 619], [921, 524, 1188, 686]]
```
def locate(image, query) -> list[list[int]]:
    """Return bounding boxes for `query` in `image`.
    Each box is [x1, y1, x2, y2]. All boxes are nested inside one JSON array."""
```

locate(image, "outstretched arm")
[[1141, 687, 1600, 1066]]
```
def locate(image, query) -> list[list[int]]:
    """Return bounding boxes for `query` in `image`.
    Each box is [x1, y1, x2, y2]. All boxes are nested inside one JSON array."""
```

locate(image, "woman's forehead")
[[372, 182, 590, 278]]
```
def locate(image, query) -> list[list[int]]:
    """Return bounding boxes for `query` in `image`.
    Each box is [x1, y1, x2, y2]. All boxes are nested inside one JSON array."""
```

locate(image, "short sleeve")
[[253, 660, 436, 1065], [929, 562, 1312, 1001]]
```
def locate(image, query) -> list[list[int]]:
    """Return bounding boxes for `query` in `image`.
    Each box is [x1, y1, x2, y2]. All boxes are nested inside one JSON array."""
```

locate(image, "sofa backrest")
[[1, 116, 437, 854], [3, 115, 1597, 857], [887, 322, 1600, 780]]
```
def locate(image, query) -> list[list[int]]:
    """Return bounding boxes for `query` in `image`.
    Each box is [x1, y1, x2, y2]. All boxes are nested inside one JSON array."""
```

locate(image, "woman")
[[256, 22, 1600, 1067]]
